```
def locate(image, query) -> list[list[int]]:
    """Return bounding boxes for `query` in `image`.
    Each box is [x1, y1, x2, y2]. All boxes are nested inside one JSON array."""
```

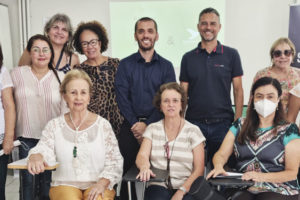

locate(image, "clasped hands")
[[131, 122, 147, 143], [27, 153, 47, 175]]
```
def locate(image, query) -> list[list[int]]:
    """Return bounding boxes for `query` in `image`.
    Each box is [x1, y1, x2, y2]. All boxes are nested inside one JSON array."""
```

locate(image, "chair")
[[8, 158, 58, 200], [122, 165, 168, 200]]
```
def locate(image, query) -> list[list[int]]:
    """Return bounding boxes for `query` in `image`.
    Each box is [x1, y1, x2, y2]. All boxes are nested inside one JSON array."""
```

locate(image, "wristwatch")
[[179, 186, 187, 194]]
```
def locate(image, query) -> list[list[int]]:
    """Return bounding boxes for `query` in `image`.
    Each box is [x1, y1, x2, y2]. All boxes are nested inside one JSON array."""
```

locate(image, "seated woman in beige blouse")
[[27, 69, 123, 200], [136, 82, 206, 200]]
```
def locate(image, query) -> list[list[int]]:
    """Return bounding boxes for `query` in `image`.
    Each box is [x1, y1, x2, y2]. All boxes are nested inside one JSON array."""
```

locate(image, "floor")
[[5, 171, 19, 200]]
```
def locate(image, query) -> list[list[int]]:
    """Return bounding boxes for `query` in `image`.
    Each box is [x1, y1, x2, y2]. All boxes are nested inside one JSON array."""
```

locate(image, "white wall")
[[0, 0, 20, 68], [1, 0, 298, 103], [225, 0, 295, 102], [29, 0, 111, 62]]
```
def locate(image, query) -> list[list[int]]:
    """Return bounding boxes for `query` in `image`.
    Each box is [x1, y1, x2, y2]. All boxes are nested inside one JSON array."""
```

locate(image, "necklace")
[[163, 118, 182, 159], [69, 111, 89, 158], [163, 118, 182, 190]]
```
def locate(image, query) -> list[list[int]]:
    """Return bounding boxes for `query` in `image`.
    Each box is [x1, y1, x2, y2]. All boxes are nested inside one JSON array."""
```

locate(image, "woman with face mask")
[[207, 77, 300, 200]]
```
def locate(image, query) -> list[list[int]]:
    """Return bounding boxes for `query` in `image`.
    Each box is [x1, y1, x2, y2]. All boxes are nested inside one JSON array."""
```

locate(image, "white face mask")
[[254, 99, 278, 118]]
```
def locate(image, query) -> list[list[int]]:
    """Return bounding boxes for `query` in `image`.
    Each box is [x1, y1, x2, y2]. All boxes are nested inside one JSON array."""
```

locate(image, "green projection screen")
[[110, 0, 225, 68]]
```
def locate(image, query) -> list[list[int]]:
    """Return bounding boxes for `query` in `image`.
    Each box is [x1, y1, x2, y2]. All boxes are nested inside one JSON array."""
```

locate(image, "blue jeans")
[[145, 185, 194, 200], [0, 143, 9, 200], [18, 137, 51, 200], [188, 119, 232, 162]]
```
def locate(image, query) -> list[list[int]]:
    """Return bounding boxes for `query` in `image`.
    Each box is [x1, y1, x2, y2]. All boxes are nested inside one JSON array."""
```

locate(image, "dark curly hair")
[[153, 82, 187, 117], [72, 21, 108, 54]]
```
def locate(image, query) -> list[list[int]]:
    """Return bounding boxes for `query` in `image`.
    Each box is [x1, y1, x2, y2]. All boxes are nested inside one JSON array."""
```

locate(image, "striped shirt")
[[143, 119, 205, 189], [11, 66, 67, 139]]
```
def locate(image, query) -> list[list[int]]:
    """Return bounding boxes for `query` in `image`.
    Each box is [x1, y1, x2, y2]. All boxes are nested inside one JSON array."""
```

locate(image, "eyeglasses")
[[31, 47, 51, 54], [81, 39, 99, 49], [164, 141, 173, 190], [272, 49, 293, 58]]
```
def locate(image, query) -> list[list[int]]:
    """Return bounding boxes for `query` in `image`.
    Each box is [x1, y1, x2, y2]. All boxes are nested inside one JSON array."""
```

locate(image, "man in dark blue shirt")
[[115, 17, 176, 199], [180, 8, 244, 163]]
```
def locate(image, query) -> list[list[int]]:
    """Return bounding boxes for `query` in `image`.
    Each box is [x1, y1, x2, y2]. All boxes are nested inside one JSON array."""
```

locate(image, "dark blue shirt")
[[115, 51, 176, 126], [180, 41, 243, 121]]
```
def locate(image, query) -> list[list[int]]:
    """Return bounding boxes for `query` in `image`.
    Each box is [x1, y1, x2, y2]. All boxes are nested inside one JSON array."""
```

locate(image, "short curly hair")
[[72, 21, 108, 54], [153, 82, 187, 117]]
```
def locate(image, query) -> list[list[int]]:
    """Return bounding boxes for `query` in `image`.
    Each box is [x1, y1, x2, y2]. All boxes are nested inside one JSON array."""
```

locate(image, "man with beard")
[[115, 17, 176, 200], [179, 8, 244, 163]]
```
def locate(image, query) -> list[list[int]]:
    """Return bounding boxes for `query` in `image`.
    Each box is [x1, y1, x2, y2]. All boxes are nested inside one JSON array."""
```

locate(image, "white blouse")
[[11, 66, 67, 139], [0, 67, 13, 143], [28, 115, 123, 190]]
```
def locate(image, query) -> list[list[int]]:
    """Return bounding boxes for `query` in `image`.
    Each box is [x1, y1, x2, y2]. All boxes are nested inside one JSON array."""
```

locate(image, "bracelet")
[[179, 186, 187, 194]]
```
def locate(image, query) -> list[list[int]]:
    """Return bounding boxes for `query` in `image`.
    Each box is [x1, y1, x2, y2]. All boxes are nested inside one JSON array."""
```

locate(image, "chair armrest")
[[208, 178, 254, 189], [123, 165, 168, 183]]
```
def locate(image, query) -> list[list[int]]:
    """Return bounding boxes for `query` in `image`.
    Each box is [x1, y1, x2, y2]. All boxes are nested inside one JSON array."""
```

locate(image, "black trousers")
[[118, 120, 140, 200]]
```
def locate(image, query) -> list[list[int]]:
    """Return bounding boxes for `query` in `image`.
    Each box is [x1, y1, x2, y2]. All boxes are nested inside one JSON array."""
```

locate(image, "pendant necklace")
[[163, 118, 182, 190], [70, 111, 89, 158]]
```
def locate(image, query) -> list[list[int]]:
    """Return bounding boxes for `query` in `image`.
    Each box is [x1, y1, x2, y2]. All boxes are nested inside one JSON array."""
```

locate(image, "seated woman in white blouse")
[[27, 69, 123, 200]]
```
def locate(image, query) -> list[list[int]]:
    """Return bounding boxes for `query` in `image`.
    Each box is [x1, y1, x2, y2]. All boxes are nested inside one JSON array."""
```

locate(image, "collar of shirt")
[[135, 50, 159, 63], [197, 41, 223, 54]]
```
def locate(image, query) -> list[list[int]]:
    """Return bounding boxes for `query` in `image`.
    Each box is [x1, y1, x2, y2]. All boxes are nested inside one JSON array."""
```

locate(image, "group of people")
[[0, 6, 299, 200]]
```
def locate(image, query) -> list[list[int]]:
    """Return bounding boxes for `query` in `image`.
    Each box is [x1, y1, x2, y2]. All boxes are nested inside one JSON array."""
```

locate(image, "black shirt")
[[115, 51, 176, 126], [180, 41, 243, 121]]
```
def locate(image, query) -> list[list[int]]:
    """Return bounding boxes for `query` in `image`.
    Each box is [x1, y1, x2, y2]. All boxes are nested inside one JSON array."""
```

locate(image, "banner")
[[289, 5, 300, 68]]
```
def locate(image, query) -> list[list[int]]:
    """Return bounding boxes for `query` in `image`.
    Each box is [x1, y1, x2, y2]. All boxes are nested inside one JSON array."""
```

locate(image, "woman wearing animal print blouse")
[[73, 21, 123, 138]]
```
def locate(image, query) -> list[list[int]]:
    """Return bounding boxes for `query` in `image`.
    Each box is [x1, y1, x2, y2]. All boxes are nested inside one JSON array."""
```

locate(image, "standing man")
[[115, 17, 176, 199], [180, 8, 244, 162]]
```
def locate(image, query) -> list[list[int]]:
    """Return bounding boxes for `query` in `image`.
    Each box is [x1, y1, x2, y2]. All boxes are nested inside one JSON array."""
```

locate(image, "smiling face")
[[47, 21, 69, 46], [134, 20, 158, 52], [80, 30, 101, 60], [63, 78, 90, 112], [272, 43, 293, 69], [198, 12, 221, 42], [30, 39, 52, 68], [160, 89, 182, 118]]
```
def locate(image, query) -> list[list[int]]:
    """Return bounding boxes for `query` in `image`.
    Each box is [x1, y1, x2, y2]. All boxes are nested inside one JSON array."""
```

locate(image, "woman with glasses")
[[72, 21, 123, 138], [11, 34, 67, 200], [19, 13, 80, 73], [253, 37, 300, 112], [136, 82, 206, 200], [207, 77, 300, 200]]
